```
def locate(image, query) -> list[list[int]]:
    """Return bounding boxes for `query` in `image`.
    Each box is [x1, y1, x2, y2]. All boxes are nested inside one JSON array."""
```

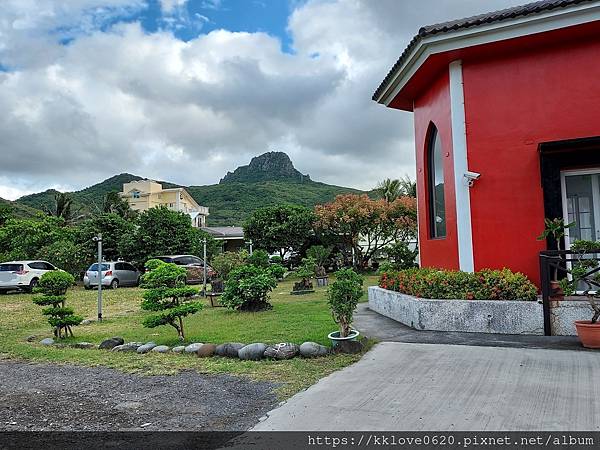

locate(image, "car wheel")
[[110, 279, 119, 289], [84, 285, 92, 290], [0, 290, 7, 295], [26, 278, 39, 293], [135, 277, 141, 287]]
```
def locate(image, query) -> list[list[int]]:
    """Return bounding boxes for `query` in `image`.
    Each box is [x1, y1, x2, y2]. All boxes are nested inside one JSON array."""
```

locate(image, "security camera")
[[464, 171, 481, 187]]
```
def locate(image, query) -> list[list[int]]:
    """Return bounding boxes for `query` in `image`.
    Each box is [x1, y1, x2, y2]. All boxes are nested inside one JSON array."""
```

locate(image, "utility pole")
[[94, 234, 103, 322], [203, 237, 207, 297]]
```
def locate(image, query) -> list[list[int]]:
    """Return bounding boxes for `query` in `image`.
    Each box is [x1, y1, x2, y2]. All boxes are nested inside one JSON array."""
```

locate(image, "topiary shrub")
[[140, 259, 202, 340], [327, 268, 364, 337], [379, 267, 538, 301], [247, 249, 270, 268], [32, 271, 82, 338], [220, 264, 277, 311], [293, 257, 316, 291]]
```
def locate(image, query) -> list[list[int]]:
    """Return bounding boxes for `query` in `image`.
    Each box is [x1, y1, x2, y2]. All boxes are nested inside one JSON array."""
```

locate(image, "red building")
[[374, 0, 600, 285]]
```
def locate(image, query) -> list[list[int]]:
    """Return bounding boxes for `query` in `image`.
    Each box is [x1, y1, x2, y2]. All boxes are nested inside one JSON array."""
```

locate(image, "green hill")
[[14, 153, 366, 225], [0, 197, 43, 219]]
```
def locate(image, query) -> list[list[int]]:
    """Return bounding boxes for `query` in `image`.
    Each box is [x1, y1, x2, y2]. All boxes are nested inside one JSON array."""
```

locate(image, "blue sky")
[[75, 0, 299, 51]]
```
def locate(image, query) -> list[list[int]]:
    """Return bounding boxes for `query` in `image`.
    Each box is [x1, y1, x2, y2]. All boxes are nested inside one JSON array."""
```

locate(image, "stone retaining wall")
[[368, 286, 593, 336]]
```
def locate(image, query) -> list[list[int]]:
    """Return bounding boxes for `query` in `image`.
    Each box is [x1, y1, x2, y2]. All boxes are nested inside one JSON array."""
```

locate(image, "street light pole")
[[249, 239, 253, 256], [95, 234, 103, 322], [203, 237, 207, 297]]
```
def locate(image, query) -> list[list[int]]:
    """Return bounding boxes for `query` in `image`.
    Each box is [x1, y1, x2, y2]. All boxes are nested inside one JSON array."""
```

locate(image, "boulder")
[[112, 342, 144, 352], [40, 338, 54, 346], [72, 342, 95, 349], [332, 340, 364, 354], [81, 319, 94, 325], [238, 343, 267, 361], [171, 346, 185, 353], [136, 342, 157, 354], [197, 343, 217, 358], [151, 345, 170, 353], [184, 343, 203, 353], [264, 343, 299, 360], [99, 337, 124, 350], [215, 343, 246, 358], [299, 342, 329, 358]]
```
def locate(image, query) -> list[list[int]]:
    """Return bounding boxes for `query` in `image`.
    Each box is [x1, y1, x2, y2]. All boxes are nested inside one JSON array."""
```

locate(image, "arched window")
[[428, 125, 446, 238]]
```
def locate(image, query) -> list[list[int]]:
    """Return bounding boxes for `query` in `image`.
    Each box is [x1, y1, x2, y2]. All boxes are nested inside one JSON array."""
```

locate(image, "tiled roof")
[[201, 226, 245, 238], [373, 0, 597, 101]]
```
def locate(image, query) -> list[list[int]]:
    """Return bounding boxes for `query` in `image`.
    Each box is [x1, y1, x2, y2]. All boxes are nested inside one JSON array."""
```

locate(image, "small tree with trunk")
[[140, 259, 202, 341], [33, 271, 81, 338], [327, 268, 363, 337]]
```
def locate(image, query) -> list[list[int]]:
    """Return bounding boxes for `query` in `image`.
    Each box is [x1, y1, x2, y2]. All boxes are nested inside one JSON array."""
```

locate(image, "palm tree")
[[47, 192, 83, 224], [375, 178, 402, 203], [398, 175, 417, 198], [99, 191, 137, 220]]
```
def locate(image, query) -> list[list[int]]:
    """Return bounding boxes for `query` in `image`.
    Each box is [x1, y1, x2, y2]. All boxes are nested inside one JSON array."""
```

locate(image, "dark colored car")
[[152, 255, 215, 284]]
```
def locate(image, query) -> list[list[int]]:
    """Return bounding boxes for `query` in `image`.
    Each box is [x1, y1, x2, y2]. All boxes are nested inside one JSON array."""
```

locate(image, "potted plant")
[[537, 218, 574, 300], [307, 245, 332, 287], [559, 240, 600, 348], [327, 268, 363, 346], [292, 257, 316, 295]]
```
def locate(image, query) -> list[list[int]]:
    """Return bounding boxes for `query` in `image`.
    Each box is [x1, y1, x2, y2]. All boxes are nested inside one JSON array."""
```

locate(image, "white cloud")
[[0, 0, 528, 200]]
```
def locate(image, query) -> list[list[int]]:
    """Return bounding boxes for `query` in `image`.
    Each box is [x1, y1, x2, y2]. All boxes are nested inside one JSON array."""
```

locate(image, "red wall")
[[462, 37, 600, 284], [414, 71, 459, 269]]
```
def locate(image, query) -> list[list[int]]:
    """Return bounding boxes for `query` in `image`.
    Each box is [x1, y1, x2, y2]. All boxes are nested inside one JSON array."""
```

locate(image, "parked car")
[[83, 261, 141, 290], [0, 260, 59, 294], [152, 255, 215, 284]]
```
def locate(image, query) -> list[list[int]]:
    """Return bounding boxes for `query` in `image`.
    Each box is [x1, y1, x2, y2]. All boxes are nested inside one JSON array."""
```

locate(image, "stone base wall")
[[368, 286, 592, 336]]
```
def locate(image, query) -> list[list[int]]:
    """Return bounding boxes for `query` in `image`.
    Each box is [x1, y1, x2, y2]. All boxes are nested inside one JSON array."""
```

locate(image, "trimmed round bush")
[[220, 264, 277, 311]]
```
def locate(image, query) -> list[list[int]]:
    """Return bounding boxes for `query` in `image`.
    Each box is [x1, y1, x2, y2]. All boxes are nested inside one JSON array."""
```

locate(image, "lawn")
[[0, 274, 378, 398]]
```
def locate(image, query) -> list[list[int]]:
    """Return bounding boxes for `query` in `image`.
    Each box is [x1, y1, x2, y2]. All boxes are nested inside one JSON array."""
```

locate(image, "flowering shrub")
[[379, 268, 538, 301]]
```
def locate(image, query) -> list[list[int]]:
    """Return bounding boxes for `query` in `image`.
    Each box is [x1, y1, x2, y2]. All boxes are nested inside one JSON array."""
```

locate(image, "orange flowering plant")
[[314, 194, 417, 270]]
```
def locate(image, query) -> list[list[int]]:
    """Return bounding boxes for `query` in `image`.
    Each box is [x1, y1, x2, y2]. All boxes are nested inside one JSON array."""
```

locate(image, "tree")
[[0, 204, 13, 226], [306, 245, 332, 275], [398, 175, 417, 198], [243, 205, 314, 258], [32, 271, 82, 338], [140, 260, 202, 340], [117, 206, 216, 266], [0, 216, 68, 262], [314, 194, 417, 269], [374, 179, 402, 203], [247, 249, 270, 268], [47, 192, 83, 224], [38, 240, 88, 278], [76, 213, 135, 263], [97, 191, 137, 220]]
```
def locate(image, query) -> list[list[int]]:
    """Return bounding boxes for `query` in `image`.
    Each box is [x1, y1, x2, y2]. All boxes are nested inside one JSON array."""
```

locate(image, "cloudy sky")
[[0, 0, 527, 199]]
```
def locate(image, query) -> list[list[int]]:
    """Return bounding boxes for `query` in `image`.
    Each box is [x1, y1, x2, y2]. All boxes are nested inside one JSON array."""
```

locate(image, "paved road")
[[253, 342, 600, 431]]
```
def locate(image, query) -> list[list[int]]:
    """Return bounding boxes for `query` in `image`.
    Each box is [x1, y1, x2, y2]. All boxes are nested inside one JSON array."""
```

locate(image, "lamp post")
[[93, 234, 103, 322], [203, 237, 207, 297], [246, 239, 253, 256]]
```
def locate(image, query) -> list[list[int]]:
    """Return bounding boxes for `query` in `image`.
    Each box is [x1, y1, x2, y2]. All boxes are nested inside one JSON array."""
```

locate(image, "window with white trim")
[[428, 125, 446, 238]]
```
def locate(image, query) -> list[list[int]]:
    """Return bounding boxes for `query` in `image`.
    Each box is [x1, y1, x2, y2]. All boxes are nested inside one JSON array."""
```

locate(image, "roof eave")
[[374, 1, 600, 108]]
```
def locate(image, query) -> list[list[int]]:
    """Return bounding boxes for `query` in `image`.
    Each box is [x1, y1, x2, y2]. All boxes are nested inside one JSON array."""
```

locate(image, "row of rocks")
[[95, 337, 332, 359], [38, 336, 361, 357]]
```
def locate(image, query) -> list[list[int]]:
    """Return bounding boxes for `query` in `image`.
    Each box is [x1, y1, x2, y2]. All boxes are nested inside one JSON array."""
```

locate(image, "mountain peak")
[[220, 151, 310, 184]]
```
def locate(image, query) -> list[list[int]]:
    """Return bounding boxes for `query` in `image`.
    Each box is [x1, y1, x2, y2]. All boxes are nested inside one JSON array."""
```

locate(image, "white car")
[[0, 260, 59, 294]]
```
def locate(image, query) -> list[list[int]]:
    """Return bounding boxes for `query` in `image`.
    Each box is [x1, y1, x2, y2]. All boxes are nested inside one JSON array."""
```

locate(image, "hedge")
[[379, 267, 538, 301]]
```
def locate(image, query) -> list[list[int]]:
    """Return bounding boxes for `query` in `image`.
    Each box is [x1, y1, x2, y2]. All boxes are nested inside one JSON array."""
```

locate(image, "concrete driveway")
[[253, 342, 600, 431]]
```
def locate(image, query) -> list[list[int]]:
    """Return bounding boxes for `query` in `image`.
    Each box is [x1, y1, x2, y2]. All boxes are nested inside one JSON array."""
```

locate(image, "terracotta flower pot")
[[575, 320, 600, 349]]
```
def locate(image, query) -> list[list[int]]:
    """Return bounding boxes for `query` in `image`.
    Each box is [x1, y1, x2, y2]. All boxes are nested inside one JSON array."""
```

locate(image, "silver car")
[[83, 261, 140, 290]]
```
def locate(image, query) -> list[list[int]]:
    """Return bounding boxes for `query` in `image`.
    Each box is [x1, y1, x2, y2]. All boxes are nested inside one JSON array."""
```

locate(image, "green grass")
[[0, 275, 378, 398]]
